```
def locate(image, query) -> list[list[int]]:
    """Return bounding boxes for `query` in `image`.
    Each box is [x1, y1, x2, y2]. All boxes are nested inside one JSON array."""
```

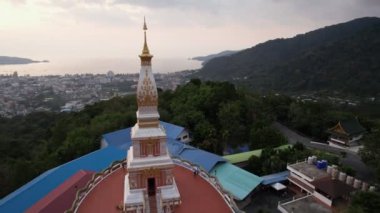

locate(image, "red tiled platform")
[[27, 170, 95, 213], [77, 166, 231, 213]]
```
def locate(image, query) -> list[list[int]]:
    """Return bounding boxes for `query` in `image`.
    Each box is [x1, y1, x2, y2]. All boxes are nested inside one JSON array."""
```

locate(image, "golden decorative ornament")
[[143, 167, 160, 177], [137, 72, 158, 107]]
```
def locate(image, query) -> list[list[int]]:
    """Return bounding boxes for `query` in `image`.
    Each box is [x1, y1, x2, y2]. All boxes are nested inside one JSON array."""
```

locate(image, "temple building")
[[327, 119, 366, 147], [124, 18, 181, 212], [278, 156, 374, 213], [0, 18, 264, 213]]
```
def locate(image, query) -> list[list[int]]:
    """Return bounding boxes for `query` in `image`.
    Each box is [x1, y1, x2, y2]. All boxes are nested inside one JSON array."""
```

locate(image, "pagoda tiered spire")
[[136, 17, 159, 125], [124, 17, 181, 212]]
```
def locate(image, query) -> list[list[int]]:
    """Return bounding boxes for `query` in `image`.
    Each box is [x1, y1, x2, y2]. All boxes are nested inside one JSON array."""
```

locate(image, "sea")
[[0, 57, 202, 76]]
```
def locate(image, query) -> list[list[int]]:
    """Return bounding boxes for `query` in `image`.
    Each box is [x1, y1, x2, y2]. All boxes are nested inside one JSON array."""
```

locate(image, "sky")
[[1, 0, 380, 60]]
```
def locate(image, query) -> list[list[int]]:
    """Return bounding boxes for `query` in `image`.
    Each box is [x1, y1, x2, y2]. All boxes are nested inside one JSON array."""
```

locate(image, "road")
[[273, 122, 374, 182]]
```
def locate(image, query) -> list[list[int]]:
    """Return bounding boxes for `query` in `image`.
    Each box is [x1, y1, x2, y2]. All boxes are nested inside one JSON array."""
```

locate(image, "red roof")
[[26, 170, 95, 213], [311, 177, 355, 199], [77, 166, 231, 213]]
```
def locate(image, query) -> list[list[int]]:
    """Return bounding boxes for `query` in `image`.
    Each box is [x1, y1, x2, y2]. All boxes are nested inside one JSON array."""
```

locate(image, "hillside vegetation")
[[0, 80, 276, 197], [194, 17, 380, 96], [1, 80, 379, 198]]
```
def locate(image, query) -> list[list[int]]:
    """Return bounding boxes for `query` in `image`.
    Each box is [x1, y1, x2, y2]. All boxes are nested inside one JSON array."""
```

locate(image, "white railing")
[[172, 158, 244, 213], [277, 194, 317, 212], [277, 203, 288, 213], [313, 191, 332, 206], [65, 159, 126, 213], [278, 193, 310, 206], [329, 137, 347, 144], [288, 174, 315, 192], [66, 157, 244, 213]]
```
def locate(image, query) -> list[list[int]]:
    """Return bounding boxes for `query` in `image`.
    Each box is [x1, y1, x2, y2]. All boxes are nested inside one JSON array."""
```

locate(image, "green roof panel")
[[223, 144, 292, 164], [210, 163, 263, 200]]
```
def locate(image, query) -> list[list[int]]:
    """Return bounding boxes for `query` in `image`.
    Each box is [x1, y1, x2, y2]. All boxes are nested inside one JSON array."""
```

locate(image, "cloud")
[[362, 0, 380, 6], [113, 0, 219, 10], [11, 0, 27, 4], [1, 0, 379, 59], [111, 0, 380, 30]]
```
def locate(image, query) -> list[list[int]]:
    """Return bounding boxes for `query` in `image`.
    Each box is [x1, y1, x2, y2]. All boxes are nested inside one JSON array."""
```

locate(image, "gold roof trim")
[[328, 122, 349, 135]]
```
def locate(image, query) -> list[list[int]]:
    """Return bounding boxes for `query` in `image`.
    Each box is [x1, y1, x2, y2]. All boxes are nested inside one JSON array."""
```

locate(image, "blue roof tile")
[[102, 127, 132, 150], [102, 121, 184, 151], [178, 147, 226, 172], [1, 121, 261, 211], [160, 121, 184, 139], [0, 147, 125, 213], [260, 171, 289, 185]]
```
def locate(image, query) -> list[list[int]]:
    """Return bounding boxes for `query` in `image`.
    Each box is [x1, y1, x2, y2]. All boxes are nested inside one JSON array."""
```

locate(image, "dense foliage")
[[0, 79, 379, 200], [0, 96, 137, 197], [360, 123, 380, 182], [194, 17, 380, 96], [245, 143, 341, 176], [159, 79, 283, 153], [0, 80, 283, 197], [348, 192, 380, 213]]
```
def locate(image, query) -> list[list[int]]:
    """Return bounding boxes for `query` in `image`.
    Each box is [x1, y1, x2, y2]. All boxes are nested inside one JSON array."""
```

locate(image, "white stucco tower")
[[124, 18, 181, 213]]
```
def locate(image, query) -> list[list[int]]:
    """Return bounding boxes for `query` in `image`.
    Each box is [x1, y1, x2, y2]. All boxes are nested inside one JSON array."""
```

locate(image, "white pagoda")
[[124, 18, 181, 213]]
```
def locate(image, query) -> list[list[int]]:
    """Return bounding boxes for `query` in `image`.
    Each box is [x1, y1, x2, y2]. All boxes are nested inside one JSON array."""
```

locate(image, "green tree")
[[360, 127, 380, 181], [246, 155, 262, 174], [249, 126, 287, 149], [348, 192, 380, 213]]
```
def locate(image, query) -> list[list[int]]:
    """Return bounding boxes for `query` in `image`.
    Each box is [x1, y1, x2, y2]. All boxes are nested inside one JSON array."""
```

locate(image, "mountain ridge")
[[193, 17, 380, 96], [0, 56, 48, 65], [192, 50, 239, 65]]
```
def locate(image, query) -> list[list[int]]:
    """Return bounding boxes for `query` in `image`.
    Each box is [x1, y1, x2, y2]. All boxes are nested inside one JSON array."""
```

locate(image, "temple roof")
[[0, 122, 262, 212], [0, 147, 125, 213], [102, 121, 262, 200], [103, 121, 225, 172], [311, 177, 355, 199], [260, 171, 290, 186], [223, 144, 292, 164], [328, 119, 366, 136], [102, 121, 184, 149], [210, 163, 262, 200], [26, 170, 94, 213]]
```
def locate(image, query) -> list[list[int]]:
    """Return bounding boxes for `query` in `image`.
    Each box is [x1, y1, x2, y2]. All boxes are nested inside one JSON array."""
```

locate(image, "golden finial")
[[140, 16, 153, 65], [143, 16, 147, 31], [142, 17, 150, 55]]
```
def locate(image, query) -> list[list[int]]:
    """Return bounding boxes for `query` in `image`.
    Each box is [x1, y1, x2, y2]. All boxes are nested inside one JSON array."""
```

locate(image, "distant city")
[[0, 70, 195, 118], [2, 68, 377, 118]]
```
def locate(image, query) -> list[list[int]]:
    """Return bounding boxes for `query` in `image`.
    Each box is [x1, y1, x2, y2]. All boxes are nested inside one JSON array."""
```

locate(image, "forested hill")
[[193, 17, 380, 96], [0, 56, 47, 65], [192, 50, 239, 65], [1, 79, 380, 198]]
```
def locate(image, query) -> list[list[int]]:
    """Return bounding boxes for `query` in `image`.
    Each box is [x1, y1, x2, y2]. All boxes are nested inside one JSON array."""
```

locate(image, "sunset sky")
[[1, 0, 379, 60]]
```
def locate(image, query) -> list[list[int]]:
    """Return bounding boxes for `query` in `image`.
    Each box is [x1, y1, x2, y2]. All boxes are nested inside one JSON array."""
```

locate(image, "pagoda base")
[[124, 174, 181, 213], [124, 174, 146, 213], [159, 179, 181, 213]]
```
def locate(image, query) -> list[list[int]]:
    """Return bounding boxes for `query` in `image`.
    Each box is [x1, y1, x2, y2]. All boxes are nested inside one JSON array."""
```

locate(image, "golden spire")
[[143, 16, 147, 31], [140, 16, 153, 65]]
